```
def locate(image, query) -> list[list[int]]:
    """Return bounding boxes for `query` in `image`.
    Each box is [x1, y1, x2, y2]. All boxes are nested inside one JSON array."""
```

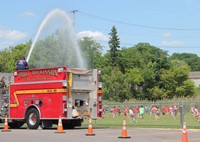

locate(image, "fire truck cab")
[[0, 66, 102, 129]]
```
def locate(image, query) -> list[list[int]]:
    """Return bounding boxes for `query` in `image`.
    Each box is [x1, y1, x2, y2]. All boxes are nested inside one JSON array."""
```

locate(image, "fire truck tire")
[[8, 121, 24, 129], [25, 108, 40, 129]]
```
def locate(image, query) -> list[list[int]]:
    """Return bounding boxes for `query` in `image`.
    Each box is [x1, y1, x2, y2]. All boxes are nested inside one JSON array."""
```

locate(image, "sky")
[[1, 0, 200, 56]]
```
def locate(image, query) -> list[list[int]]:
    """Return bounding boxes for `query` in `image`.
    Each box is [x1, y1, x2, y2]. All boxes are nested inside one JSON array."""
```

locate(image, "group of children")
[[103, 104, 200, 123], [106, 106, 146, 123], [103, 104, 182, 121]]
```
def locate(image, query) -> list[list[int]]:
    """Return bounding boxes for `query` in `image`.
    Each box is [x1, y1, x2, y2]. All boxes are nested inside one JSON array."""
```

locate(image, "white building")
[[189, 72, 200, 87]]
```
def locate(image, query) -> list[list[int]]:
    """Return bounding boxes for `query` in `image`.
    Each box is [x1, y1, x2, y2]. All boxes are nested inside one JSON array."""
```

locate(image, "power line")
[[99, 40, 200, 49], [78, 10, 200, 31], [76, 10, 200, 51], [77, 22, 200, 39]]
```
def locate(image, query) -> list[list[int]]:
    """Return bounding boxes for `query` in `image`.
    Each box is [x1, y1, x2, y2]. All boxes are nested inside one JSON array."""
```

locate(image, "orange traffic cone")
[[118, 117, 131, 139], [182, 122, 188, 142], [1, 115, 11, 132], [55, 116, 65, 133], [86, 116, 95, 136]]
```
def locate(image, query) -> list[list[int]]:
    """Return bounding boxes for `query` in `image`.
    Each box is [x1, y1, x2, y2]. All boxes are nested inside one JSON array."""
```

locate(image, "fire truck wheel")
[[25, 108, 40, 129]]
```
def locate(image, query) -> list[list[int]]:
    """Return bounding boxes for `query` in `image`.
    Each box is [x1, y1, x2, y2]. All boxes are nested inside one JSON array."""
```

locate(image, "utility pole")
[[71, 9, 78, 27]]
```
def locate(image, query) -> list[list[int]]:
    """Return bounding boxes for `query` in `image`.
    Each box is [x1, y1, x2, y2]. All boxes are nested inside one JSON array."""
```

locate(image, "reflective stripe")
[[89, 124, 92, 128], [123, 126, 126, 130], [67, 72, 72, 99], [97, 90, 102, 93], [10, 89, 66, 107], [77, 111, 89, 116]]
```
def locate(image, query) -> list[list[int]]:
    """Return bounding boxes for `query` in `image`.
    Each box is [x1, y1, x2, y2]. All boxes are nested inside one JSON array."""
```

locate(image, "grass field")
[[1, 111, 198, 129], [82, 112, 200, 129]]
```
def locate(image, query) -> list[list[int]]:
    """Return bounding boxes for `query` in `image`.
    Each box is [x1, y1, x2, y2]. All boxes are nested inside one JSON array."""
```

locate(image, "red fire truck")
[[0, 66, 102, 129]]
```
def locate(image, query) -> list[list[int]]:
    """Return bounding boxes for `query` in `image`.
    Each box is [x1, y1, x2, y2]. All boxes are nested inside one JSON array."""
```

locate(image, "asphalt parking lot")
[[0, 127, 200, 142]]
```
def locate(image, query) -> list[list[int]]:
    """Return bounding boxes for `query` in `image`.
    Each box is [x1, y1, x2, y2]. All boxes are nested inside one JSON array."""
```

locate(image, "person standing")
[[112, 106, 117, 118], [16, 56, 29, 70], [72, 106, 80, 118], [117, 106, 121, 116], [129, 107, 135, 122], [139, 106, 144, 119], [123, 106, 128, 117]]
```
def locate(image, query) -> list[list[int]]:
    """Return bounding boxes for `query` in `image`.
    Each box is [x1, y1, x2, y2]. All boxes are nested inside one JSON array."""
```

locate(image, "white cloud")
[[19, 12, 36, 17], [162, 32, 172, 38], [77, 31, 108, 41], [161, 40, 185, 47], [0, 27, 27, 41]]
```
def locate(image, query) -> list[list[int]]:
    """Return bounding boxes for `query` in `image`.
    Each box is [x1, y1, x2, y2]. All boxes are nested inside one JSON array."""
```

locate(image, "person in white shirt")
[[129, 108, 136, 122], [72, 106, 80, 118]]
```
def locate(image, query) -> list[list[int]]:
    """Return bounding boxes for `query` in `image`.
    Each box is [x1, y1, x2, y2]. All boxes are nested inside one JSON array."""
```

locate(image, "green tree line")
[[0, 26, 200, 101]]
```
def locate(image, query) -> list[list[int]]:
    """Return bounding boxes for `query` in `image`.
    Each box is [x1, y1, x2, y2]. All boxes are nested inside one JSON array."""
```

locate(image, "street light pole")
[[71, 9, 78, 27]]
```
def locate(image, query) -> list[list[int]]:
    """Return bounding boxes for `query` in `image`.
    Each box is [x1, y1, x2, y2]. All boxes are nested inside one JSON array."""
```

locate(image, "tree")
[[170, 53, 200, 71], [118, 47, 141, 73], [102, 42, 174, 101], [124, 68, 144, 99], [153, 65, 195, 99], [79, 37, 103, 69], [108, 25, 120, 67], [0, 33, 196, 101], [0, 49, 12, 72], [0, 42, 30, 72], [170, 59, 188, 67], [102, 67, 128, 101]]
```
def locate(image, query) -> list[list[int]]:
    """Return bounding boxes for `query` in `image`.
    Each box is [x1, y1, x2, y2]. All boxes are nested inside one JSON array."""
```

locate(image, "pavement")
[[0, 127, 200, 142]]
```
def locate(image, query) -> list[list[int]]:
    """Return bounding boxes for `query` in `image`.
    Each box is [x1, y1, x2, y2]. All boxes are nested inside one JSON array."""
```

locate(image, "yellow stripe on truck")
[[10, 89, 66, 108], [77, 111, 89, 116]]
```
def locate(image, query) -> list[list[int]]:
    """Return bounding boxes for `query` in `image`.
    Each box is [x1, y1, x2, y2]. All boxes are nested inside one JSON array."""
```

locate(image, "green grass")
[[82, 112, 200, 129], [194, 87, 200, 96]]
